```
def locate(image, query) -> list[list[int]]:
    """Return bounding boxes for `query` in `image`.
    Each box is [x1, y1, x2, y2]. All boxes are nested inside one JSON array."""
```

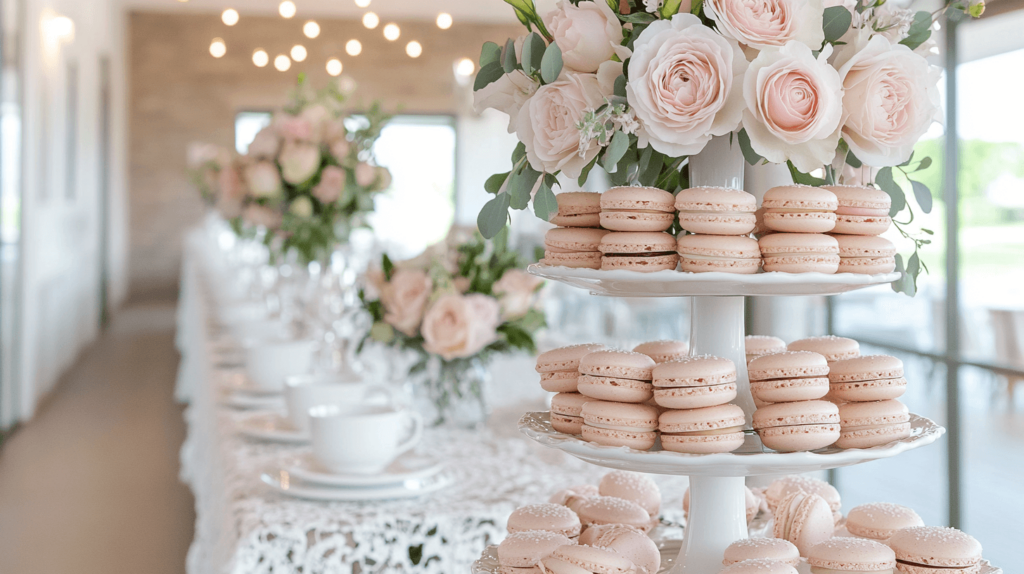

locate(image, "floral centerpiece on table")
[[474, 0, 983, 293], [190, 76, 391, 265], [360, 229, 546, 425]]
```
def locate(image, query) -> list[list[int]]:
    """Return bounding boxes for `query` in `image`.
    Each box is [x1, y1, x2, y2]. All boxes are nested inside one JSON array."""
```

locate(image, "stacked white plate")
[[261, 453, 451, 501]]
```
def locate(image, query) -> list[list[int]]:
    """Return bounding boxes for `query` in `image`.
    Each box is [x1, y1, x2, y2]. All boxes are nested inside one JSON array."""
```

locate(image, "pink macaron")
[[762, 185, 839, 233], [599, 232, 679, 272], [837, 399, 911, 449], [579, 524, 660, 574], [537, 344, 607, 393], [846, 502, 924, 541], [828, 355, 907, 402], [600, 187, 676, 232], [575, 496, 652, 532], [543, 228, 610, 269], [552, 192, 602, 228], [598, 471, 661, 519], [723, 538, 801, 566], [787, 335, 860, 363], [823, 185, 893, 236], [748, 351, 830, 404], [889, 526, 983, 574], [753, 400, 840, 452], [540, 544, 638, 574], [677, 234, 762, 274], [578, 350, 656, 404], [507, 503, 583, 538], [835, 235, 897, 275], [765, 475, 842, 515], [632, 340, 688, 364], [720, 559, 799, 574], [651, 355, 738, 409], [773, 491, 836, 556], [549, 484, 600, 511], [580, 401, 660, 450], [659, 404, 745, 454], [746, 335, 787, 364], [498, 530, 576, 573], [675, 187, 758, 235], [759, 233, 841, 274], [550, 392, 591, 435], [807, 537, 897, 572]]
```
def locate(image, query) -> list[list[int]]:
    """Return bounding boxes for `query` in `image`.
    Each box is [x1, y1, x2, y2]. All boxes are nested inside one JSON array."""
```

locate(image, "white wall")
[[14, 0, 128, 421]]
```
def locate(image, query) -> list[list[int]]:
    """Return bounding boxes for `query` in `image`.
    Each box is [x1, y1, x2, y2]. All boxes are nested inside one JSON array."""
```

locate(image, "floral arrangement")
[[360, 229, 546, 422], [474, 0, 983, 293], [189, 76, 392, 264]]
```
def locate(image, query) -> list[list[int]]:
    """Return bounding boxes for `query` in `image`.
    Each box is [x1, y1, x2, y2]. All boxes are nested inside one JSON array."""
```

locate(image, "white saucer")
[[260, 469, 452, 501], [219, 371, 281, 396], [285, 452, 443, 488], [218, 392, 283, 410], [238, 413, 309, 443]]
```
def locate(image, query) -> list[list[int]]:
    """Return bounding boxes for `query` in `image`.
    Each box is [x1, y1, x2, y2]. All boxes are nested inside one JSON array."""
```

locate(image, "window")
[[234, 111, 272, 155]]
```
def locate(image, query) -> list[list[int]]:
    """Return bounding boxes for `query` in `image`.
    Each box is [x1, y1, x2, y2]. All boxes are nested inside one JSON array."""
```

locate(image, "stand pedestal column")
[[689, 296, 755, 425], [670, 475, 748, 574]]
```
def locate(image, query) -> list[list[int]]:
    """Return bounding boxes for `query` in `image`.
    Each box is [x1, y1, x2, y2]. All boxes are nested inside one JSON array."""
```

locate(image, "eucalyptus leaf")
[[917, 156, 932, 171], [473, 62, 505, 91], [477, 193, 511, 239], [691, 0, 704, 14], [502, 38, 518, 74], [892, 253, 906, 294], [619, 12, 657, 23], [533, 179, 558, 221], [521, 33, 546, 76], [900, 11, 933, 50], [823, 6, 853, 44], [911, 180, 933, 214], [738, 129, 765, 166], [874, 167, 906, 216], [787, 161, 826, 186], [846, 150, 862, 168], [661, 0, 684, 17], [512, 141, 527, 164], [541, 42, 563, 84], [485, 172, 510, 195], [480, 42, 502, 69], [510, 165, 541, 210], [613, 74, 627, 98], [579, 155, 600, 185], [603, 131, 629, 173], [637, 145, 654, 178], [639, 149, 665, 186]]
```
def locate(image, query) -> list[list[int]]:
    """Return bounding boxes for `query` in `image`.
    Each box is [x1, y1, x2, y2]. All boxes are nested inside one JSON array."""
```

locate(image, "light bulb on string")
[[326, 58, 343, 76], [303, 20, 320, 38], [362, 12, 379, 29], [291, 45, 307, 62], [383, 23, 400, 41], [436, 13, 452, 29], [222, 9, 239, 26], [279, 1, 296, 18], [406, 41, 422, 58], [274, 54, 291, 71], [209, 38, 226, 58], [345, 39, 362, 56], [253, 49, 269, 67]]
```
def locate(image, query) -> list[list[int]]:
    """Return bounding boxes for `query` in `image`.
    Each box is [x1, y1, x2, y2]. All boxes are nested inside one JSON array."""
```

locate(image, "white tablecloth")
[[174, 230, 688, 574]]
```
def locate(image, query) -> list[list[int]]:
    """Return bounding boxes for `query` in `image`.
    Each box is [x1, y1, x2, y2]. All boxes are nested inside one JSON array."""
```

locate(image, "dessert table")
[[174, 229, 688, 574]]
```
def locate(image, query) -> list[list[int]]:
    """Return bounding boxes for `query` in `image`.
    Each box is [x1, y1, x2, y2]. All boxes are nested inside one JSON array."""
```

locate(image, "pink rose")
[[247, 127, 280, 159], [354, 162, 376, 187], [421, 294, 501, 361], [244, 161, 282, 198], [742, 42, 844, 173], [300, 104, 331, 143], [516, 73, 606, 178], [544, 0, 629, 73], [627, 14, 748, 157], [313, 165, 345, 204], [330, 138, 352, 162], [381, 269, 433, 337], [218, 165, 245, 200], [279, 141, 321, 185], [242, 205, 282, 229], [186, 142, 221, 169], [492, 269, 544, 320], [324, 118, 348, 144], [837, 35, 941, 167], [704, 0, 825, 50], [275, 114, 314, 142], [453, 277, 471, 293]]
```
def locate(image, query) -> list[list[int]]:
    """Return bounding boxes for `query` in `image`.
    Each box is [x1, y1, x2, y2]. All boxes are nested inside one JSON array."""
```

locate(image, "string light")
[[455, 58, 475, 77], [303, 20, 320, 38], [406, 41, 422, 58], [362, 12, 379, 29], [345, 39, 362, 56], [253, 49, 269, 67], [354, 0, 371, 7], [274, 54, 291, 71], [278, 1, 296, 18], [291, 44, 307, 62], [383, 23, 400, 41], [326, 58, 343, 76], [209, 38, 226, 58], [436, 13, 453, 29], [221, 9, 239, 26]]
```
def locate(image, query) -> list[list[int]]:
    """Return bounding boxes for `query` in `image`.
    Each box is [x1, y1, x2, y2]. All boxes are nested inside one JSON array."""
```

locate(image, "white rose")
[[516, 73, 606, 178], [705, 0, 825, 50], [289, 196, 314, 218], [354, 162, 377, 187], [837, 35, 941, 167], [312, 165, 345, 204], [300, 104, 331, 143], [247, 127, 280, 159], [492, 269, 544, 320], [244, 161, 282, 198], [627, 14, 748, 157], [421, 294, 501, 361], [742, 42, 844, 173], [544, 0, 629, 74], [279, 141, 321, 185], [474, 70, 540, 134], [382, 269, 433, 337], [330, 137, 351, 162]]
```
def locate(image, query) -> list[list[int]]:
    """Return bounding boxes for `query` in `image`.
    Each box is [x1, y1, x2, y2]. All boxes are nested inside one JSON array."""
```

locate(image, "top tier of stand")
[[527, 265, 901, 298]]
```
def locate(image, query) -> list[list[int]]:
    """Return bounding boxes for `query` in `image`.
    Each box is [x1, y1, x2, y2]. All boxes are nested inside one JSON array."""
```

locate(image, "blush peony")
[[704, 0, 825, 50], [421, 294, 501, 361], [544, 0, 629, 73], [244, 161, 282, 198], [312, 165, 345, 204], [279, 141, 321, 185], [515, 73, 605, 178], [381, 269, 433, 337], [492, 269, 544, 320]]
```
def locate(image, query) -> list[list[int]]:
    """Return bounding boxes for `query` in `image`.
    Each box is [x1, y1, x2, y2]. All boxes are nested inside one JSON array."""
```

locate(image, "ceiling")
[[121, 0, 560, 24]]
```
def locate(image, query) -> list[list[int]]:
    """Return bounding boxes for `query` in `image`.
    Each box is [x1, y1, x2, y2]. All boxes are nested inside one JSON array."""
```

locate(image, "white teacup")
[[308, 403, 423, 475], [244, 339, 318, 392], [218, 301, 268, 326], [284, 373, 392, 434], [231, 318, 291, 347]]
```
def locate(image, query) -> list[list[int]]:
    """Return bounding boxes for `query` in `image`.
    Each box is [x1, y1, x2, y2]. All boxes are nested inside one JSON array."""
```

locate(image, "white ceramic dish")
[[527, 264, 900, 297], [238, 413, 309, 444], [218, 392, 284, 410], [260, 469, 451, 501], [519, 411, 944, 477], [220, 371, 282, 397], [284, 452, 443, 488]]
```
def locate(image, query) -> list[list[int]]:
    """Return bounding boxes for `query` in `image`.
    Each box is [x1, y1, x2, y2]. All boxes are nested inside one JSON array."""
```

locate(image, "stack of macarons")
[[598, 187, 679, 273], [828, 354, 911, 449], [787, 335, 861, 403], [542, 192, 608, 269], [806, 538, 897, 574], [675, 187, 761, 274], [576, 350, 661, 450], [888, 526, 984, 573], [749, 351, 840, 452], [653, 355, 745, 454], [722, 538, 800, 567], [758, 184, 841, 274], [632, 340, 689, 364], [745, 335, 787, 365], [823, 185, 898, 275], [536, 344, 606, 435]]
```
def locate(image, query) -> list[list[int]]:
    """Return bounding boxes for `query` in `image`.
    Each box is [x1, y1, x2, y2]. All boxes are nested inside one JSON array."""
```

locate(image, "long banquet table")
[[174, 229, 688, 574]]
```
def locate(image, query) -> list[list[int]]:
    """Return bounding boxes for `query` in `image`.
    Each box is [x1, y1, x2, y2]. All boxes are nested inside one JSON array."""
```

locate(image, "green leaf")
[[603, 131, 629, 173], [738, 129, 765, 166], [691, 0, 704, 14], [822, 6, 853, 44], [477, 193, 511, 239], [906, 251, 920, 295], [521, 33, 546, 76], [891, 253, 906, 294], [613, 74, 627, 98], [485, 172, 510, 195], [638, 149, 665, 187], [540, 42, 563, 84], [846, 150, 862, 168], [578, 155, 600, 186], [619, 12, 657, 23], [874, 167, 906, 216], [660, 0, 684, 18], [479, 42, 501, 68], [509, 165, 541, 210], [512, 141, 527, 164], [787, 161, 826, 186], [911, 179, 933, 214], [533, 178, 558, 221], [473, 61, 505, 91], [917, 156, 932, 171], [502, 38, 518, 74], [382, 253, 394, 281], [900, 11, 932, 50]]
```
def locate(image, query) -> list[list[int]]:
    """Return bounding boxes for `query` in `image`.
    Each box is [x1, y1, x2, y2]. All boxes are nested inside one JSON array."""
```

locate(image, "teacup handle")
[[395, 411, 423, 456]]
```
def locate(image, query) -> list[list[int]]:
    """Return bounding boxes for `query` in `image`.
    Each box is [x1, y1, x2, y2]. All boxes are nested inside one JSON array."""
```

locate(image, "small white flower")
[[643, 0, 664, 13]]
